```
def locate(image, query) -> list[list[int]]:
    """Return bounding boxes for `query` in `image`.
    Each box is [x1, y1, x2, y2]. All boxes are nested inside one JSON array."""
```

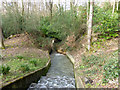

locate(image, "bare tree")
[[0, 1, 5, 49], [45, 0, 48, 14], [49, 0, 53, 19], [28, 1, 31, 14], [87, 0, 89, 25], [58, 0, 61, 14], [117, 0, 119, 11], [87, 0, 93, 51], [112, 0, 115, 13], [70, 0, 75, 10], [0, 28, 5, 49], [65, 0, 67, 11], [20, 0, 24, 31]]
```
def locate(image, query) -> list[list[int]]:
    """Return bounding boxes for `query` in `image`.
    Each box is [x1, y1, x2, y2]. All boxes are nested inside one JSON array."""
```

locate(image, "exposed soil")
[[2, 33, 49, 59]]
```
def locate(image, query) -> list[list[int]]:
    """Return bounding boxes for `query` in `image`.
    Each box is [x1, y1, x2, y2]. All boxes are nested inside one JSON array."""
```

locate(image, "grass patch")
[[0, 55, 48, 83]]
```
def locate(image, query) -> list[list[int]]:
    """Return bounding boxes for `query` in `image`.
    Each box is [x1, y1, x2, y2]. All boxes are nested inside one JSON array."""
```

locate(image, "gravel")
[[28, 76, 76, 89]]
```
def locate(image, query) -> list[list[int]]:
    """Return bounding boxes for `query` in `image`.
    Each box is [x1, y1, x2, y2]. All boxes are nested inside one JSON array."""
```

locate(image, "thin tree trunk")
[[112, 0, 115, 13], [87, 0, 89, 25], [21, 0, 24, 31], [58, 0, 61, 13], [117, 1, 119, 11], [22, 0, 24, 16], [28, 1, 30, 14], [65, 0, 66, 11], [70, 0, 73, 10], [0, 28, 5, 49], [88, 0, 93, 51], [0, 4, 5, 49], [49, 0, 53, 19]]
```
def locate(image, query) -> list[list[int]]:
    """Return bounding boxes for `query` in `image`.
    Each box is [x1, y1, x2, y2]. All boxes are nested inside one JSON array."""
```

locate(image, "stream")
[[28, 52, 76, 89]]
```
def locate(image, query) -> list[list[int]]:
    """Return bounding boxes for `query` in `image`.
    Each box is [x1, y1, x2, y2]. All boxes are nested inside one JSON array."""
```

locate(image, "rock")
[[38, 80, 41, 83], [67, 84, 75, 88], [29, 83, 37, 88], [47, 78, 52, 81], [70, 81, 75, 86], [60, 81, 66, 86], [53, 80, 58, 85], [37, 83, 45, 86], [28, 75, 76, 89], [40, 80, 48, 85], [41, 76, 47, 80], [56, 76, 61, 79], [40, 85, 47, 89], [48, 82, 53, 87], [53, 83, 58, 86]]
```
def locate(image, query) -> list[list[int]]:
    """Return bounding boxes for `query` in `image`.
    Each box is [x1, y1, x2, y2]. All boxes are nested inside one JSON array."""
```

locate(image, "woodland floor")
[[2, 33, 48, 58], [1, 33, 49, 85], [69, 36, 118, 88]]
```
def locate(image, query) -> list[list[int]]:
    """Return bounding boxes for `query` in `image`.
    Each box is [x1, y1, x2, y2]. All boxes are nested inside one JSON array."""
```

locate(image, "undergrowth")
[[80, 50, 118, 85]]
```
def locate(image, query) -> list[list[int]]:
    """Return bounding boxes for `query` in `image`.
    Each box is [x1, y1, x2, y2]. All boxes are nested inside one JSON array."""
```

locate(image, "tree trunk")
[[58, 0, 61, 13], [49, 0, 53, 19], [0, 28, 5, 49], [87, 0, 89, 25], [28, 1, 30, 14], [21, 0, 24, 31], [87, 0, 93, 51], [112, 0, 115, 13], [117, 1, 119, 11], [70, 0, 74, 11]]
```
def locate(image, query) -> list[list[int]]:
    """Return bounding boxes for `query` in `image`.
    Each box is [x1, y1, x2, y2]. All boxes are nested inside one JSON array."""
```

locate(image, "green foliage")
[[37, 8, 86, 41], [93, 5, 119, 40], [29, 59, 37, 67], [102, 51, 119, 83], [28, 6, 86, 48], [19, 64, 30, 72], [81, 51, 119, 85], [82, 55, 104, 68], [84, 68, 98, 75], [2, 56, 48, 82], [0, 64, 10, 75], [16, 55, 24, 59], [2, 3, 86, 50]]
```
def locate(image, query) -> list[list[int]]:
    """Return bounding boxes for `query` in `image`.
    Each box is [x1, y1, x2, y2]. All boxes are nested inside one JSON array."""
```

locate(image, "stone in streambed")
[[39, 85, 47, 89], [29, 83, 37, 88]]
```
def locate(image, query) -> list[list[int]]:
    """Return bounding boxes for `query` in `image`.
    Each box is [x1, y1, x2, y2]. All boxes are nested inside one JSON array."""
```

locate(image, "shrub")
[[93, 5, 119, 40], [19, 64, 30, 72], [0, 64, 10, 75]]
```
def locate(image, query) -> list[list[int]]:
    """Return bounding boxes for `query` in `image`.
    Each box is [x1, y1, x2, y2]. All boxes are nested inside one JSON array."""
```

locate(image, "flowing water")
[[28, 52, 75, 89]]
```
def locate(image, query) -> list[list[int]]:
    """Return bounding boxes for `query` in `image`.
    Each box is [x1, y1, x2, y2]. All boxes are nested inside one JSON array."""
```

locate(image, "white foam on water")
[[55, 53, 64, 56]]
